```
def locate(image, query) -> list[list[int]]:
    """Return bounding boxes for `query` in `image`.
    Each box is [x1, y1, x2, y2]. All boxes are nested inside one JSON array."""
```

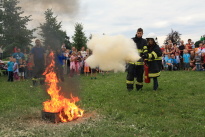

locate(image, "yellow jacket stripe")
[[151, 51, 158, 59], [129, 62, 144, 65]]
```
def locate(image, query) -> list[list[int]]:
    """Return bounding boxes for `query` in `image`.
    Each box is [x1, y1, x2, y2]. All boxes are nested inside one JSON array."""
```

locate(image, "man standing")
[[31, 39, 46, 86], [12, 48, 25, 63], [126, 28, 148, 91]]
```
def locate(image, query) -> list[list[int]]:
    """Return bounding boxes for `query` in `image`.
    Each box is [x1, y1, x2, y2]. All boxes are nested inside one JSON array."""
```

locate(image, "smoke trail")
[[18, 0, 80, 35], [86, 35, 140, 72]]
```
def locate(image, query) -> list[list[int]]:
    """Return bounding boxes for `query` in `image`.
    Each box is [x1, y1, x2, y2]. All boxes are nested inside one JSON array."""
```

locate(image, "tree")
[[39, 9, 67, 50], [1, 0, 36, 56], [164, 29, 181, 44], [72, 23, 87, 51]]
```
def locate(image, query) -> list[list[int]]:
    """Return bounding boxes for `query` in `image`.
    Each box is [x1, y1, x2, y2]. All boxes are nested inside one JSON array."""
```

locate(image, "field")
[[0, 71, 205, 136]]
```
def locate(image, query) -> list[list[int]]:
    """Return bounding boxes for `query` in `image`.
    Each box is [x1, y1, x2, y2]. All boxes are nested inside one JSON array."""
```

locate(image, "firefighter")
[[144, 33, 162, 90], [126, 28, 148, 91]]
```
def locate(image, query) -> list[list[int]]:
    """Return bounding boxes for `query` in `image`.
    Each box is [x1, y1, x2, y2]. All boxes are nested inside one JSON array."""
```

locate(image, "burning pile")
[[42, 52, 84, 122]]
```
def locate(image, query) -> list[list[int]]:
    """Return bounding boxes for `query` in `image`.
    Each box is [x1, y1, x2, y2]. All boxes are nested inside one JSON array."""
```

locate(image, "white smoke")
[[86, 35, 140, 72]]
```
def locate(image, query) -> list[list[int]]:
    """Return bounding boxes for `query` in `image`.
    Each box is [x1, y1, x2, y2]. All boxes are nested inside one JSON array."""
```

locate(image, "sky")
[[18, 0, 205, 46]]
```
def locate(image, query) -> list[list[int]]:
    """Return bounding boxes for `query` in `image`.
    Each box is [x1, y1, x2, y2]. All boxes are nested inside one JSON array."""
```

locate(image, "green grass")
[[0, 71, 205, 136]]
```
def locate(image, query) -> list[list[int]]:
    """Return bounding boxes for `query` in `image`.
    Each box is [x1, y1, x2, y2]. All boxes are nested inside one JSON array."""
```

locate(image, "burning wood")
[[42, 52, 84, 123]]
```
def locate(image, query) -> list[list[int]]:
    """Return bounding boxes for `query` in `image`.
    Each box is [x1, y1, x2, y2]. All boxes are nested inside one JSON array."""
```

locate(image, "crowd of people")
[[1, 38, 205, 84], [161, 39, 205, 71], [1, 39, 104, 82]]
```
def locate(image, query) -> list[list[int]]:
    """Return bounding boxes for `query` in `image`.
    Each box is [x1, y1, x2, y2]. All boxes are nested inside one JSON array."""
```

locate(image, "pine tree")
[[164, 29, 181, 44], [39, 9, 67, 50], [0, 0, 36, 55], [72, 23, 87, 51]]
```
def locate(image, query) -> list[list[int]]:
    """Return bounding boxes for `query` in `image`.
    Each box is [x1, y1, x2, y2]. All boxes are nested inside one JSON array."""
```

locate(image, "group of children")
[[162, 41, 205, 71], [7, 57, 33, 82]]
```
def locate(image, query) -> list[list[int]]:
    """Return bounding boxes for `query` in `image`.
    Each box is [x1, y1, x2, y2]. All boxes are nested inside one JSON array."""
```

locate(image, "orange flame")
[[43, 52, 84, 122]]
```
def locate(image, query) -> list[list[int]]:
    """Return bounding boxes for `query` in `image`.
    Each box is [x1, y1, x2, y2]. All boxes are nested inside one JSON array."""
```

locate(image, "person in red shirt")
[[185, 39, 193, 53]]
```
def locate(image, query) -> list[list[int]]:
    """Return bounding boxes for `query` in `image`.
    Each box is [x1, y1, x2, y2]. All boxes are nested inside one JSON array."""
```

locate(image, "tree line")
[[0, 0, 87, 57]]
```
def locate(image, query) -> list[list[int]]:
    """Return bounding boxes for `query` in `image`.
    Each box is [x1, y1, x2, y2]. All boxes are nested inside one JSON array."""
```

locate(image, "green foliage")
[[72, 23, 87, 51], [0, 0, 36, 56], [164, 29, 181, 44], [39, 9, 67, 50], [0, 71, 205, 136]]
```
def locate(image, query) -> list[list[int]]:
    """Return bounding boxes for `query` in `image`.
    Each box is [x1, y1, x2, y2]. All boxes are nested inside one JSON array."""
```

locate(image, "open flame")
[[43, 52, 84, 122]]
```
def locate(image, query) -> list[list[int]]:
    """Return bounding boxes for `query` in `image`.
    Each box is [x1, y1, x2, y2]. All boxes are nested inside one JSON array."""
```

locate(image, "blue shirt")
[[167, 58, 173, 64], [12, 52, 25, 63], [31, 46, 45, 60], [172, 58, 177, 64], [183, 53, 190, 63], [7, 61, 14, 71]]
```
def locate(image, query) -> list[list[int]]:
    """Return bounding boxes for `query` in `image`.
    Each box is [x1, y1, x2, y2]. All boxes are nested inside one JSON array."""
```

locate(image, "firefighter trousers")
[[126, 63, 144, 90]]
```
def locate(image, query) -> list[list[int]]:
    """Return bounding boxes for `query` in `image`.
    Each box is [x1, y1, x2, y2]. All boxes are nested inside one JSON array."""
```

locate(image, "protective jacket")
[[126, 36, 147, 90], [146, 44, 162, 77]]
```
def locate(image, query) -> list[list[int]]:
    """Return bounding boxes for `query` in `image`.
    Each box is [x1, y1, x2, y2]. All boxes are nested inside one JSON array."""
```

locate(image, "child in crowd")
[[171, 54, 178, 70], [69, 52, 77, 77], [195, 53, 201, 71], [26, 57, 33, 79], [76, 51, 82, 75], [84, 56, 90, 76], [166, 54, 173, 71], [175, 52, 181, 70], [7, 57, 14, 82], [202, 53, 205, 70], [13, 58, 19, 81], [18, 59, 26, 81], [183, 49, 190, 71]]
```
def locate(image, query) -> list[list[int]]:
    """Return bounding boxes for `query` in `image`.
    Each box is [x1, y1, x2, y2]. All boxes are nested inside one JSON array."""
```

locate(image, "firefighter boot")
[[153, 78, 158, 91], [127, 84, 133, 91], [136, 85, 143, 91]]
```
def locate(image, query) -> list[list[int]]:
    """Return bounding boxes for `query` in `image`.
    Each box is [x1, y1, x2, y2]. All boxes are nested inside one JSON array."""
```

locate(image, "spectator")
[[84, 56, 90, 76], [171, 54, 178, 70], [80, 46, 87, 58], [185, 39, 193, 53], [179, 40, 185, 56], [76, 51, 82, 75], [195, 42, 204, 56], [183, 49, 190, 71], [195, 53, 201, 71], [31, 39, 46, 86], [63, 49, 70, 74], [18, 59, 26, 81], [166, 54, 173, 71], [55, 49, 65, 81], [26, 56, 33, 79], [190, 51, 195, 70], [175, 52, 181, 70], [13, 46, 17, 53], [7, 57, 14, 82], [69, 52, 77, 77], [13, 58, 19, 81], [12, 48, 25, 63]]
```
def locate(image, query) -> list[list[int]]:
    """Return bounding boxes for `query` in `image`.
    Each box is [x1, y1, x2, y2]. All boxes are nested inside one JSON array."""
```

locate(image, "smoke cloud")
[[18, 0, 80, 36], [86, 35, 140, 72]]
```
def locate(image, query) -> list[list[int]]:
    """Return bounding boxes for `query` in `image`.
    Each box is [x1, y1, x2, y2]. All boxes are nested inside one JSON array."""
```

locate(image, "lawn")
[[0, 71, 205, 136]]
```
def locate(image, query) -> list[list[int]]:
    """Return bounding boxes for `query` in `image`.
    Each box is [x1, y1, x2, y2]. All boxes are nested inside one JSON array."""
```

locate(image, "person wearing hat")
[[143, 33, 162, 90]]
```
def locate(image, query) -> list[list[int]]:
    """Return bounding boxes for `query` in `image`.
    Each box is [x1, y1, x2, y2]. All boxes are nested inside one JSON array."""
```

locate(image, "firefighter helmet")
[[146, 33, 158, 45]]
